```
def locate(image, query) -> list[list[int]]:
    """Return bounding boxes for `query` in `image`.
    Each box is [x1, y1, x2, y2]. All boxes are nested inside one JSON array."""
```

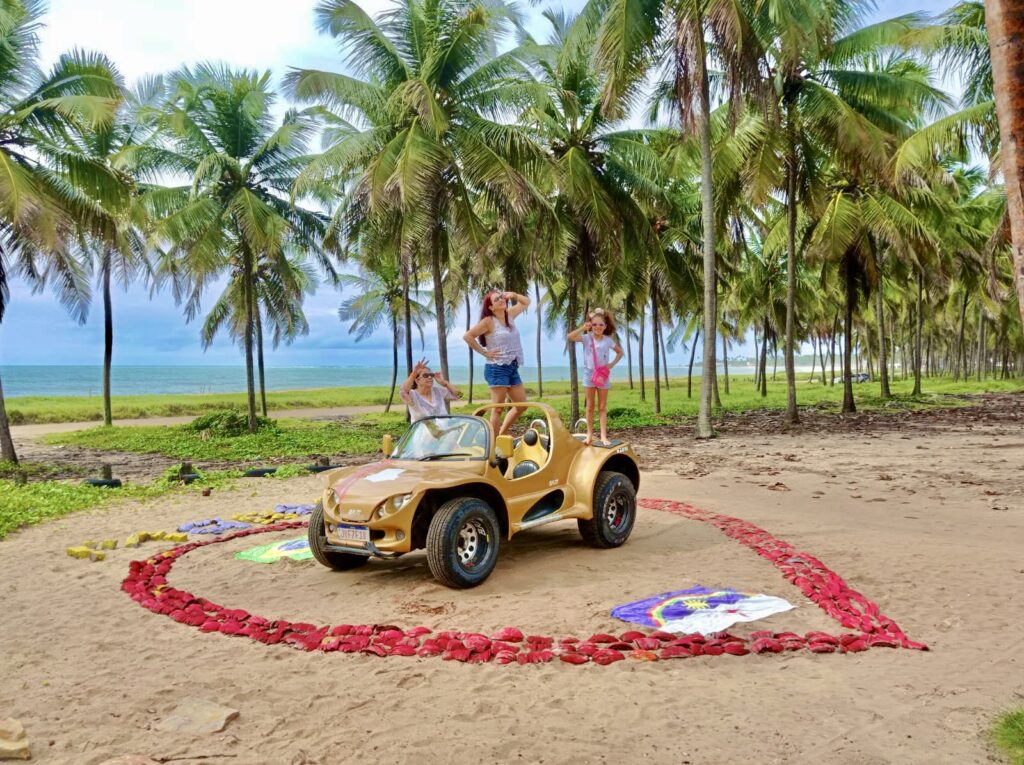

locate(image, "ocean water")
[[0, 363, 773, 398]]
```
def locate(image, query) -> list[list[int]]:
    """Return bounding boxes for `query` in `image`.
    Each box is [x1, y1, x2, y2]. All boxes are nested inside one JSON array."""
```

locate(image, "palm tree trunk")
[[402, 262, 413, 377], [535, 281, 543, 398], [954, 293, 969, 381], [638, 307, 646, 401], [984, 0, 1024, 331], [721, 333, 729, 394], [651, 288, 661, 414], [809, 337, 817, 383], [818, 333, 827, 386], [784, 107, 799, 424], [687, 328, 700, 398], [625, 316, 634, 389], [912, 272, 923, 396], [0, 369, 17, 464], [466, 293, 474, 405], [255, 308, 267, 417], [102, 252, 114, 427], [875, 282, 891, 398], [568, 277, 580, 427], [759, 319, 769, 399], [430, 226, 449, 381], [658, 315, 670, 390], [830, 314, 838, 387], [386, 314, 398, 413], [772, 337, 778, 381], [976, 305, 985, 381], [242, 256, 258, 433], [842, 265, 856, 413], [694, 31, 717, 438], [753, 328, 760, 388]]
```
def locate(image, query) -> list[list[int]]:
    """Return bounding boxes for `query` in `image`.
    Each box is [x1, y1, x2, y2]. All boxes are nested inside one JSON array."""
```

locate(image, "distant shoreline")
[[0, 361, 831, 399]]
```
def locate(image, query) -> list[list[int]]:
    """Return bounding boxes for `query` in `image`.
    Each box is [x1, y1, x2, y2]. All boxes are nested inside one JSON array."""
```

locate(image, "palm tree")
[[518, 10, 670, 424], [199, 255, 317, 415], [983, 0, 1024, 329], [589, 0, 767, 438], [338, 255, 432, 411], [286, 0, 542, 383], [62, 77, 165, 426], [0, 0, 123, 463], [146, 65, 335, 433]]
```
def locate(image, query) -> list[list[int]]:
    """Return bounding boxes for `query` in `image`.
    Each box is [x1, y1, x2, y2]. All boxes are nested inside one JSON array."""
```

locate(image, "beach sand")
[[1, 397, 1022, 764]]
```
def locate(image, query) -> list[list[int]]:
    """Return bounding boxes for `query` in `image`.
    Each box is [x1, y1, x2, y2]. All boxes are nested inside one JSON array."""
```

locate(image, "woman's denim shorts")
[[484, 361, 522, 388]]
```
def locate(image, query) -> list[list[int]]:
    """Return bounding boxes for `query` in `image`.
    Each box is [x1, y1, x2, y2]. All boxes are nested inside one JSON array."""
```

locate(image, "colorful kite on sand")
[[234, 537, 313, 563], [612, 585, 794, 635]]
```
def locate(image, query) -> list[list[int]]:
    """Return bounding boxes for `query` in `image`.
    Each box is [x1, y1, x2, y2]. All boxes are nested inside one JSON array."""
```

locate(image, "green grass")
[[0, 468, 243, 540], [993, 709, 1024, 765], [44, 413, 408, 461], [3, 381, 573, 425], [42, 376, 1023, 461], [7, 373, 1020, 426]]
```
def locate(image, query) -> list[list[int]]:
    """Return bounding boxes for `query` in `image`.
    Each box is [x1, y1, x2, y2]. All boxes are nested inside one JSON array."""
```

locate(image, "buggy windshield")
[[391, 416, 490, 461]]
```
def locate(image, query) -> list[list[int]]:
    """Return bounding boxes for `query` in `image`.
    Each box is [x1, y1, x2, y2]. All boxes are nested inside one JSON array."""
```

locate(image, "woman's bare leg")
[[597, 387, 610, 443], [489, 386, 509, 434], [584, 387, 596, 445], [498, 383, 528, 435]]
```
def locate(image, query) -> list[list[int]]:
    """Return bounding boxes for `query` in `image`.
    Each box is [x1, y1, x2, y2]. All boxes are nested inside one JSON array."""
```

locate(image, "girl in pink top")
[[399, 358, 463, 421], [567, 308, 624, 445]]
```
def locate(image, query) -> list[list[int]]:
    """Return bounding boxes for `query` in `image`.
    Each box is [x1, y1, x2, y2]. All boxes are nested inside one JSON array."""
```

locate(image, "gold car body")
[[318, 402, 640, 556]]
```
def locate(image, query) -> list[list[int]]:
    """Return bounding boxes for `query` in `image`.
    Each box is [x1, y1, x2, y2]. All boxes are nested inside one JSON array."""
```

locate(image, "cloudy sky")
[[0, 0, 953, 369]]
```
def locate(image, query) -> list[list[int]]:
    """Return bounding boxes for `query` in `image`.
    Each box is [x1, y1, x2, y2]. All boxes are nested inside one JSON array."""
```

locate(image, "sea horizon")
[[0, 360, 837, 398]]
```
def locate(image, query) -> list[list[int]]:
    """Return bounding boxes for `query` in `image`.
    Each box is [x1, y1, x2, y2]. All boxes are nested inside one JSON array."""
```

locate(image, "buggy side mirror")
[[381, 434, 394, 457]]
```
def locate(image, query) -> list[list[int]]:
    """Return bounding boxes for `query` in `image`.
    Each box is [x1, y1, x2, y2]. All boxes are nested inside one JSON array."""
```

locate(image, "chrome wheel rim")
[[604, 491, 629, 531], [457, 518, 489, 568]]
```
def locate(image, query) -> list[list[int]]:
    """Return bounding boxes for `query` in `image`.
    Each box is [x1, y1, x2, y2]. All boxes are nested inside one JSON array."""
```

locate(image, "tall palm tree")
[[338, 255, 432, 411], [62, 77, 165, 426], [147, 65, 335, 433], [0, 0, 123, 463], [983, 0, 1024, 329], [199, 255, 317, 415], [588, 0, 767, 437], [286, 0, 542, 383], [749, 6, 948, 423], [519, 10, 670, 424]]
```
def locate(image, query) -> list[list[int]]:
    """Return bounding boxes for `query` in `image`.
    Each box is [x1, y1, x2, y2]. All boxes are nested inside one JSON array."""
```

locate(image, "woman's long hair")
[[478, 291, 509, 347], [588, 307, 618, 340]]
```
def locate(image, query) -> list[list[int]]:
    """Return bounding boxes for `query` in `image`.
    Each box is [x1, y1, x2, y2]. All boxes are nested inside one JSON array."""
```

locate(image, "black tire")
[[578, 470, 637, 548], [244, 467, 277, 477], [426, 497, 501, 588], [83, 478, 122, 489], [307, 501, 370, 571]]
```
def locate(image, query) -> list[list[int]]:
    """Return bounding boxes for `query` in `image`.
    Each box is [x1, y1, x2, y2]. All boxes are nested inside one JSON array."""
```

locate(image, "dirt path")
[[1, 398, 1022, 763]]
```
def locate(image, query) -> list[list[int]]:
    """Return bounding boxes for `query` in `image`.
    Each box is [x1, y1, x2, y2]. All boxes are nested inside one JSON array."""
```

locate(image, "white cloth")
[[400, 385, 452, 422], [659, 594, 794, 635]]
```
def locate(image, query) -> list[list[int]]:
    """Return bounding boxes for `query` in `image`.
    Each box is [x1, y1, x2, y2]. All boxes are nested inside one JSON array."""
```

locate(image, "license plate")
[[336, 523, 370, 543]]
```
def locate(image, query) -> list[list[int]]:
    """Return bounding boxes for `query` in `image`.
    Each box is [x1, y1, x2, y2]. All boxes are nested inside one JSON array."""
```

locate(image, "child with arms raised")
[[568, 308, 624, 445]]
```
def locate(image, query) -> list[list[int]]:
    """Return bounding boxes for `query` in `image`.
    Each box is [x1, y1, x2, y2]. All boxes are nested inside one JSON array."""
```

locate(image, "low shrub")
[[187, 410, 277, 437]]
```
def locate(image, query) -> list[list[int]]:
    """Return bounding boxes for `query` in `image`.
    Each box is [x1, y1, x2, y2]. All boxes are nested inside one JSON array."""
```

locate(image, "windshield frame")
[[390, 415, 492, 463]]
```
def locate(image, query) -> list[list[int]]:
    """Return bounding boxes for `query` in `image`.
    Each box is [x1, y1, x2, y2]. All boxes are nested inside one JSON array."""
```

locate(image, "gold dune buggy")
[[308, 402, 640, 588]]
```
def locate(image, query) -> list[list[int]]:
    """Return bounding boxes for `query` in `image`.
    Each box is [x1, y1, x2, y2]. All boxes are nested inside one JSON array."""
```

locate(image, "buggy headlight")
[[375, 494, 413, 519]]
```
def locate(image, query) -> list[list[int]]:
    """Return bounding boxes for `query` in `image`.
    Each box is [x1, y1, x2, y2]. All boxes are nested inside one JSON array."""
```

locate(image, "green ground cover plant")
[[0, 468, 243, 540], [43, 378, 1023, 460], [4, 382, 573, 424], [993, 709, 1024, 765], [44, 413, 408, 461]]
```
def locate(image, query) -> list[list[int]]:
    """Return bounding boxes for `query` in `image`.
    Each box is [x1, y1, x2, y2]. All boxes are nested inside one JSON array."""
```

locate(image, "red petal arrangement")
[[119, 498, 927, 667]]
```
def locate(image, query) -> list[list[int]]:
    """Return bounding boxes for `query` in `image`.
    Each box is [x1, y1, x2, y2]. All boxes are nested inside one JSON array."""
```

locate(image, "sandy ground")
[[1, 397, 1023, 764]]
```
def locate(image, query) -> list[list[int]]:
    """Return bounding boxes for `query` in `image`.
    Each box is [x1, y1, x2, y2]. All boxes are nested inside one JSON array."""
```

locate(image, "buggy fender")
[[566, 445, 640, 520]]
